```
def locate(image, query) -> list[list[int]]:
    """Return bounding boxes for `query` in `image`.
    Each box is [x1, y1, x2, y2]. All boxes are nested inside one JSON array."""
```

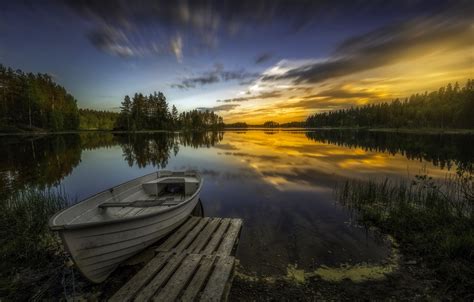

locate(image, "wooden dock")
[[110, 216, 243, 302]]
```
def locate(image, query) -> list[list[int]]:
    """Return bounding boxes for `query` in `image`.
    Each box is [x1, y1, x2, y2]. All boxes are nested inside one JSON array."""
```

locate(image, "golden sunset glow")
[[223, 44, 474, 124]]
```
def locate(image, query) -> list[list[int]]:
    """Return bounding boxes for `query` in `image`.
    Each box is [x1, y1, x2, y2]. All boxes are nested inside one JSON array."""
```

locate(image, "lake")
[[1, 130, 473, 277]]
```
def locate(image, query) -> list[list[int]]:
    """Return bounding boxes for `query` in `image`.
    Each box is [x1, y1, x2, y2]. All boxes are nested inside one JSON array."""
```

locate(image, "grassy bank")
[[337, 173, 474, 298], [0, 189, 68, 299]]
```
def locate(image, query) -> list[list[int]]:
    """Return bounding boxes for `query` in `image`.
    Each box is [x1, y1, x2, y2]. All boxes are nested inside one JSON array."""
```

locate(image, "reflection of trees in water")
[[80, 132, 116, 150], [178, 131, 224, 149], [117, 131, 225, 168], [117, 132, 177, 168], [0, 131, 224, 198], [0, 135, 82, 197], [306, 130, 474, 172]]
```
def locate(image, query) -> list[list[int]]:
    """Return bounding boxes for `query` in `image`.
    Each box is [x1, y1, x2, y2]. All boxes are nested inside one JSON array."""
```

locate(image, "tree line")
[[0, 64, 79, 131], [79, 109, 119, 130], [115, 92, 224, 131], [0, 64, 225, 132], [306, 80, 474, 129]]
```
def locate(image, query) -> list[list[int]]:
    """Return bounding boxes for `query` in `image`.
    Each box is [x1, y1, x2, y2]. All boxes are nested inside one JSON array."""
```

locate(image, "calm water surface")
[[1, 130, 473, 276]]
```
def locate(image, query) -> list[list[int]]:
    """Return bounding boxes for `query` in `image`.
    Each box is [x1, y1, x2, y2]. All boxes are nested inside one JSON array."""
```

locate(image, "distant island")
[[1, 63, 472, 133]]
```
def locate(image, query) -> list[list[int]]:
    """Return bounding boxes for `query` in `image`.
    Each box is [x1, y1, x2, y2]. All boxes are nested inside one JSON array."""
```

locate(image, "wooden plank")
[[199, 256, 235, 302], [188, 218, 222, 253], [152, 254, 203, 302], [180, 255, 216, 302], [202, 219, 230, 255], [173, 218, 210, 252], [156, 216, 200, 252], [216, 219, 242, 256], [134, 252, 186, 301], [109, 252, 172, 302]]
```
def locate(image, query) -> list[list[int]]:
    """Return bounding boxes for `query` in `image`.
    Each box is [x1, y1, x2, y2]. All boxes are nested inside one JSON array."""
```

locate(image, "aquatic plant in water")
[[336, 170, 474, 297]]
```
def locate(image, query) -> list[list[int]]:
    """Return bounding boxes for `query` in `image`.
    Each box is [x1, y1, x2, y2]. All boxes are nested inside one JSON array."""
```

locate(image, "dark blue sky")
[[0, 0, 472, 123]]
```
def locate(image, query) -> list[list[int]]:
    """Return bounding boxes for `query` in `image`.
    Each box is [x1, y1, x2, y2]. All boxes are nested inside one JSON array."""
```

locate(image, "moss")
[[312, 263, 393, 282], [234, 263, 277, 283], [286, 264, 306, 283]]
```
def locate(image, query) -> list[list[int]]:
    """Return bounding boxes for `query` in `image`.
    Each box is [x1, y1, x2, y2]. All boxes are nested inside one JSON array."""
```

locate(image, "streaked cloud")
[[217, 91, 281, 103], [196, 104, 240, 112], [255, 52, 273, 64], [303, 87, 383, 100], [171, 64, 259, 89], [88, 25, 136, 57], [170, 34, 183, 62]]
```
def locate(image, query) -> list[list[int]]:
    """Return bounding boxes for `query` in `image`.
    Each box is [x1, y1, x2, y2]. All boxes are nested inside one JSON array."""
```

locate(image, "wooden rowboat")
[[49, 170, 203, 283]]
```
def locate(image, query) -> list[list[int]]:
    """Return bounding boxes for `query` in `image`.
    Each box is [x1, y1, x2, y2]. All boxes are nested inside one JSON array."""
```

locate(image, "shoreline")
[[1, 127, 474, 136]]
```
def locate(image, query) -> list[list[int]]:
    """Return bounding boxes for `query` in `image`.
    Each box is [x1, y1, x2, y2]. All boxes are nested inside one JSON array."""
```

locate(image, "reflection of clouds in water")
[[212, 143, 239, 150], [199, 168, 258, 181], [221, 151, 281, 161], [211, 131, 457, 192]]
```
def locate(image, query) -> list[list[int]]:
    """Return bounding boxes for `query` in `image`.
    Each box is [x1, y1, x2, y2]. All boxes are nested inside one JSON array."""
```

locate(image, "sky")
[[0, 0, 472, 124]]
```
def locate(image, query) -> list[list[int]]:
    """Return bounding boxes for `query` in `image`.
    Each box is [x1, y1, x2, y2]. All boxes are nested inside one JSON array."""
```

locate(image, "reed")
[[336, 172, 474, 297], [0, 188, 68, 271]]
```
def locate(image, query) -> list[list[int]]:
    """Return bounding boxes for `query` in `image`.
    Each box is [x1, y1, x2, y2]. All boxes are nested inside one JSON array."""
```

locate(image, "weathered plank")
[[134, 252, 186, 301], [156, 216, 200, 252], [179, 255, 216, 302], [173, 218, 210, 252], [202, 218, 230, 255], [152, 253, 203, 302], [199, 256, 235, 302], [188, 218, 222, 253], [216, 219, 242, 256], [109, 252, 172, 302]]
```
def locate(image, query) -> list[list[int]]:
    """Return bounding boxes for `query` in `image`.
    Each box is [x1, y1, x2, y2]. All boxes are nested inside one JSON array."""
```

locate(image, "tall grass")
[[337, 172, 474, 297], [0, 188, 68, 272]]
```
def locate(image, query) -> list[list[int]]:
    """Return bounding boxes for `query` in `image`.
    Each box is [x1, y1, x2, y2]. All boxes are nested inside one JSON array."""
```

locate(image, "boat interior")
[[50, 171, 201, 228]]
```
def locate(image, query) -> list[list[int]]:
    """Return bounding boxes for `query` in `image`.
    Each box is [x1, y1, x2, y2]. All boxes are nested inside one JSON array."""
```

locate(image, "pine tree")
[[120, 95, 132, 130], [171, 105, 179, 129]]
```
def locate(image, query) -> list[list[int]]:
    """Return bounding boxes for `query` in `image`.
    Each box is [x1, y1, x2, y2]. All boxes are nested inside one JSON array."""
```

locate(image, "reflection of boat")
[[49, 170, 203, 283], [191, 198, 205, 217]]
